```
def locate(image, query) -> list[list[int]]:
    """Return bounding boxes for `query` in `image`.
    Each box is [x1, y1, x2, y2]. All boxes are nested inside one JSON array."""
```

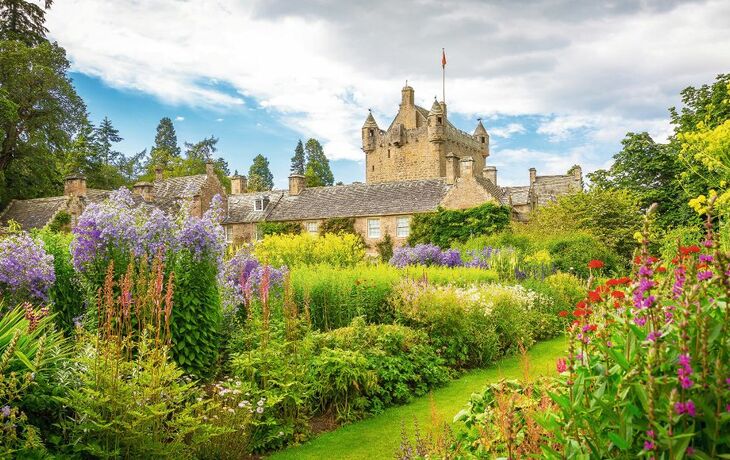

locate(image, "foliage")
[[34, 229, 83, 333], [258, 221, 302, 237], [407, 203, 511, 248], [248, 153, 274, 191], [219, 249, 287, 315], [47, 210, 71, 233], [146, 116, 181, 174], [376, 233, 394, 262], [254, 232, 365, 268], [539, 210, 730, 458], [290, 139, 306, 175], [588, 132, 697, 229], [0, 0, 53, 45], [529, 188, 643, 259], [0, 39, 85, 206], [542, 232, 622, 278], [1, 304, 68, 457], [0, 231, 55, 307], [450, 379, 558, 458], [320, 217, 356, 235], [391, 243, 462, 268], [303, 138, 334, 187]]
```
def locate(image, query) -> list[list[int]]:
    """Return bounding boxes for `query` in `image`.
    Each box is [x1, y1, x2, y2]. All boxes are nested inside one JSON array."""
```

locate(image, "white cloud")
[[46, 0, 730, 163], [216, 118, 224, 122], [489, 123, 526, 139], [175, 116, 185, 121]]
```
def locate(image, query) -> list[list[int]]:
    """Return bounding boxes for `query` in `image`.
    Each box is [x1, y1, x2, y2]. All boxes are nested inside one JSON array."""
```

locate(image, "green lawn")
[[269, 336, 566, 460]]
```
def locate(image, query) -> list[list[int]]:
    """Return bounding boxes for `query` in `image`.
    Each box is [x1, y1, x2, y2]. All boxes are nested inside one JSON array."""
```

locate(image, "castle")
[[1, 84, 582, 250]]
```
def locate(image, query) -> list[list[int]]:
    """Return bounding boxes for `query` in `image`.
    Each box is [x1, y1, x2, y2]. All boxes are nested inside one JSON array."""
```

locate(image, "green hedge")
[[407, 203, 511, 248]]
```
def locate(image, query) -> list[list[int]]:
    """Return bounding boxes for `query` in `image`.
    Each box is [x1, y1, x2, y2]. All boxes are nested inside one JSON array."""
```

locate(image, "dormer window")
[[254, 196, 270, 211]]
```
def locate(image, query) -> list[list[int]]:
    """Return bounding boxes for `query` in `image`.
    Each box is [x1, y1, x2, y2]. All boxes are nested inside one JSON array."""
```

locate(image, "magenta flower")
[[644, 440, 655, 451], [697, 270, 713, 281]]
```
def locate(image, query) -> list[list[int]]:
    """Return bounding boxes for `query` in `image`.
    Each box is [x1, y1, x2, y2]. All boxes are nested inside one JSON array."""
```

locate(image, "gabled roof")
[[533, 175, 580, 207], [267, 179, 450, 222], [224, 190, 287, 224], [152, 175, 208, 213], [502, 186, 531, 206], [0, 196, 68, 230], [474, 177, 507, 205]]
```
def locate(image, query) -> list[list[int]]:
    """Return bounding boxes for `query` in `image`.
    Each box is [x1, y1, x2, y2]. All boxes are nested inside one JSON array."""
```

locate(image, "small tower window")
[[481, 137, 485, 144], [371, 165, 375, 172], [387, 149, 391, 158], [369, 129, 374, 137], [437, 116, 442, 124]]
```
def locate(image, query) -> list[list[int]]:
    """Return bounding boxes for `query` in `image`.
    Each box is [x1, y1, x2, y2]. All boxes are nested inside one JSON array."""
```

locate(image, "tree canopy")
[[0, 0, 53, 45], [303, 138, 334, 187], [290, 139, 305, 175], [247, 154, 274, 191]]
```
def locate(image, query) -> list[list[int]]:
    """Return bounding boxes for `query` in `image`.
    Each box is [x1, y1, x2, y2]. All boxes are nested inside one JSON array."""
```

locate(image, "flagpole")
[[442, 48, 445, 103]]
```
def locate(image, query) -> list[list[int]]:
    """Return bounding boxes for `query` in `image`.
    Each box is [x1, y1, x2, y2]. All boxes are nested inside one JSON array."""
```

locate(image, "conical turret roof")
[[473, 119, 488, 136], [362, 110, 378, 128], [429, 98, 443, 114]]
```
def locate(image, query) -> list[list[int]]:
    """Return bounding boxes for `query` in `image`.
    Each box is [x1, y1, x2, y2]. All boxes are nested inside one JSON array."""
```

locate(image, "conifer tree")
[[303, 138, 334, 187], [94, 116, 122, 165], [290, 139, 305, 175], [248, 154, 274, 191], [147, 117, 181, 174], [0, 0, 53, 45]]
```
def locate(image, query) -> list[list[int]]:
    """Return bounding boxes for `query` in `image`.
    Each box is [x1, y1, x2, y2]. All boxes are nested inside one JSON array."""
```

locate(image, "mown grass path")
[[269, 336, 566, 460]]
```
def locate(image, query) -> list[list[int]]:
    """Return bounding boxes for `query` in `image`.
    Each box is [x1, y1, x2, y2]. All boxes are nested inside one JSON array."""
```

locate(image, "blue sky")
[[52, 0, 730, 188]]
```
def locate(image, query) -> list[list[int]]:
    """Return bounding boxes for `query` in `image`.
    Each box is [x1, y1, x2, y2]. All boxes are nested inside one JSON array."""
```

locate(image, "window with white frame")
[[367, 218, 381, 238], [306, 221, 318, 234], [225, 225, 233, 243], [254, 198, 263, 211], [396, 217, 410, 238]]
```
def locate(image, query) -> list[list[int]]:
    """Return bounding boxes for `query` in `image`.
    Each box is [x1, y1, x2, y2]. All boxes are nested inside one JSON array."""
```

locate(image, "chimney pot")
[[132, 181, 154, 202], [483, 166, 497, 185], [289, 174, 306, 196], [529, 167, 537, 186], [459, 157, 475, 179], [206, 160, 215, 177]]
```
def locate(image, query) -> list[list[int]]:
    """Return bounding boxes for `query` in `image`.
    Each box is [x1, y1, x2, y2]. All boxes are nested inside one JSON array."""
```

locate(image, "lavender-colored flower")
[[1, 405, 10, 418], [390, 244, 463, 268], [139, 208, 177, 257], [0, 232, 55, 304], [220, 249, 286, 312]]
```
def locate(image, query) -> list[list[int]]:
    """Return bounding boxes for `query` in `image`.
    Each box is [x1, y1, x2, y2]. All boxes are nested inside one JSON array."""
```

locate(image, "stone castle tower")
[[362, 85, 491, 184]]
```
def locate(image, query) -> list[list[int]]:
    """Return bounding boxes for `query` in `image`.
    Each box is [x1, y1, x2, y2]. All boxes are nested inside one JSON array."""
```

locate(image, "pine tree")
[[148, 117, 181, 174], [304, 138, 334, 187], [248, 154, 274, 191], [0, 0, 53, 45], [290, 139, 305, 175], [94, 116, 123, 165]]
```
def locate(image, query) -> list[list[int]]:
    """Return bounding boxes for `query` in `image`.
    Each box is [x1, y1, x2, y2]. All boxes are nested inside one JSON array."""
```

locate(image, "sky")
[[45, 0, 730, 188]]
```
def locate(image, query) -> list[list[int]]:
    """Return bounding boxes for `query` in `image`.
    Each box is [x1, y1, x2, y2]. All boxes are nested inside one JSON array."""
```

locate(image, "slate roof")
[[267, 179, 450, 222], [0, 196, 68, 230], [224, 190, 287, 224], [152, 175, 208, 213], [502, 186, 531, 206], [474, 177, 507, 205], [533, 175, 579, 207]]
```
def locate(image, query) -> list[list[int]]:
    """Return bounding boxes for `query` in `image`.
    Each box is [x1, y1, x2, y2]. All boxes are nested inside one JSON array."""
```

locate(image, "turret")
[[362, 110, 378, 153], [428, 98, 445, 142], [401, 85, 415, 108], [473, 119, 490, 158]]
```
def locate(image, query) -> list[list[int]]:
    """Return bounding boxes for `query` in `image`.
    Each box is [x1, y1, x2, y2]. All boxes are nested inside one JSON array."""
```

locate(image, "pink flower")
[[556, 358, 567, 373]]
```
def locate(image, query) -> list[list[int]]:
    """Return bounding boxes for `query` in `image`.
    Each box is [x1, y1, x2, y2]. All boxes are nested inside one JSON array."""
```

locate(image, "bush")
[[375, 233, 393, 262], [319, 217, 356, 235], [253, 233, 365, 268], [34, 229, 84, 334], [258, 221, 302, 237], [543, 232, 621, 278], [407, 203, 511, 248], [0, 231, 55, 308], [1, 305, 68, 457]]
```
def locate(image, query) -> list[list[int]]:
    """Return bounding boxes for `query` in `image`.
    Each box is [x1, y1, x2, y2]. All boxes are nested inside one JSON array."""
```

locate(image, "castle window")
[[396, 217, 410, 238], [367, 218, 381, 238], [437, 116, 442, 124], [387, 149, 391, 158], [225, 225, 233, 243], [371, 165, 375, 172], [306, 221, 318, 234], [481, 137, 485, 143]]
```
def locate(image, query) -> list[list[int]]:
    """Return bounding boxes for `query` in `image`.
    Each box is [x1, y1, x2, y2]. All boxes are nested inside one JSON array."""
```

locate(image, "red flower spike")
[[611, 290, 625, 299], [588, 290, 602, 303], [559, 310, 568, 317]]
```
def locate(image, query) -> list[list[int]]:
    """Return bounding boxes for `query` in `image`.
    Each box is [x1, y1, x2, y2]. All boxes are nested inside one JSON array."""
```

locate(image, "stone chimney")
[[206, 160, 215, 177], [571, 165, 583, 182], [132, 181, 154, 202], [289, 174, 305, 196], [459, 157, 475, 179], [483, 166, 497, 185], [529, 167, 537, 186], [64, 174, 87, 198], [155, 166, 164, 182], [445, 152, 459, 185], [230, 175, 247, 194]]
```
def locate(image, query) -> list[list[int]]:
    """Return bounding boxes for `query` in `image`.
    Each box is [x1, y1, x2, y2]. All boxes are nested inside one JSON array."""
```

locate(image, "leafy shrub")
[[0, 232, 55, 307], [450, 379, 558, 458], [253, 233, 365, 267], [319, 217, 356, 235], [258, 221, 302, 237], [544, 232, 621, 278], [375, 233, 393, 262], [1, 305, 68, 457], [407, 203, 511, 248], [219, 248, 287, 315], [47, 210, 71, 233], [657, 224, 703, 262], [34, 229, 84, 334]]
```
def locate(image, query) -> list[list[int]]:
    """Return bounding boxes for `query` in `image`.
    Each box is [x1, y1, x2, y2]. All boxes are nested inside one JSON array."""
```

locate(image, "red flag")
[[441, 49, 447, 68]]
